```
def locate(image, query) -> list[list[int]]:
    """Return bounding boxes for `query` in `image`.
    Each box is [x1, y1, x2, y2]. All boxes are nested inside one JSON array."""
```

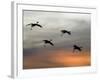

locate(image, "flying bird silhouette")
[[73, 45, 82, 52], [61, 30, 71, 36], [43, 39, 54, 46], [26, 22, 43, 30]]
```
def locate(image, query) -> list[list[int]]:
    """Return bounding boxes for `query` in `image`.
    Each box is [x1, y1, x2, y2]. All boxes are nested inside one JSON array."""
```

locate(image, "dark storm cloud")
[[23, 10, 91, 53]]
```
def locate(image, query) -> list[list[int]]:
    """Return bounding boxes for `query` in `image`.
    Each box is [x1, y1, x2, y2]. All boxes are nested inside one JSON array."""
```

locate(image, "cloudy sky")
[[23, 10, 91, 69], [23, 10, 91, 52]]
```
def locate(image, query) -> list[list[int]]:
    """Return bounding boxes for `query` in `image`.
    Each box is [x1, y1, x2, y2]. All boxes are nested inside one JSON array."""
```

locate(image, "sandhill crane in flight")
[[26, 22, 43, 30], [73, 45, 82, 52], [43, 39, 54, 47], [61, 30, 71, 36]]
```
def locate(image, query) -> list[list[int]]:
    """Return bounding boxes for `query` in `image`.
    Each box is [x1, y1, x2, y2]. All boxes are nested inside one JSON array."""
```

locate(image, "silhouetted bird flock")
[[26, 22, 83, 53]]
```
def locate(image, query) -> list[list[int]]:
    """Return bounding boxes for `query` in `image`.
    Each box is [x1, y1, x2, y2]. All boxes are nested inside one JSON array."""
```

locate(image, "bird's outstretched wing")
[[67, 31, 71, 35], [49, 42, 54, 46], [36, 24, 43, 28]]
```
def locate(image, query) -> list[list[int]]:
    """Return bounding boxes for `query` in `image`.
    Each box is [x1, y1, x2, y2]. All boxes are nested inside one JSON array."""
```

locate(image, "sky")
[[23, 10, 91, 69], [23, 10, 91, 53]]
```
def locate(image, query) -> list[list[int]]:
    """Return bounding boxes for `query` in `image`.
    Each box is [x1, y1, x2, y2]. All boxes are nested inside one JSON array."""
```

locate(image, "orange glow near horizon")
[[23, 50, 91, 69]]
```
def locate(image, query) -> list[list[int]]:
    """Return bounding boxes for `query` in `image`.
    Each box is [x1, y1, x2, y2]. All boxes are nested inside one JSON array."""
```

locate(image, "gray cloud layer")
[[23, 10, 91, 52]]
